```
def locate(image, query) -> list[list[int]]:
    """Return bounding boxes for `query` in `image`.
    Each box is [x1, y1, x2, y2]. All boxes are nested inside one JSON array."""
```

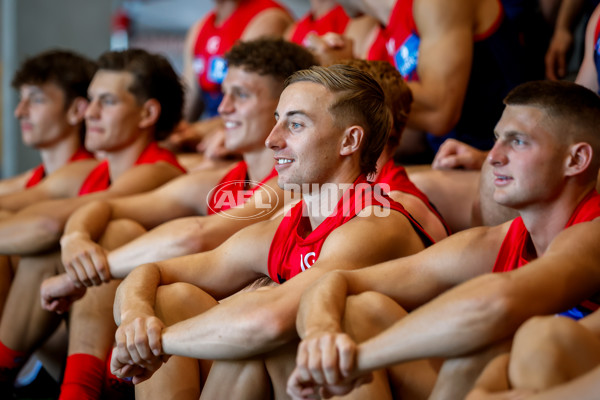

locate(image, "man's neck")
[[369, 0, 395, 25], [520, 184, 595, 257], [215, 0, 239, 25], [104, 133, 152, 181], [242, 147, 275, 183], [310, 0, 338, 19], [38, 130, 82, 174], [302, 168, 362, 231]]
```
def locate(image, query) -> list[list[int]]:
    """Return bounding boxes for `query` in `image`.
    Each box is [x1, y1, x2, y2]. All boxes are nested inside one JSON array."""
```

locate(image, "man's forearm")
[[297, 271, 350, 338], [107, 223, 204, 279], [162, 289, 296, 360], [0, 214, 63, 254], [356, 275, 517, 373], [63, 200, 112, 240], [114, 263, 162, 325]]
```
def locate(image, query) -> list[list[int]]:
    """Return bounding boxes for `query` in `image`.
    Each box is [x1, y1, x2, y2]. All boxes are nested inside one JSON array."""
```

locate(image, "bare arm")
[[575, 4, 600, 92], [242, 7, 293, 40], [182, 18, 205, 121], [0, 160, 99, 212], [0, 170, 34, 196], [296, 224, 506, 340], [0, 162, 182, 255], [356, 219, 600, 372], [545, 0, 586, 80], [106, 177, 285, 277], [111, 206, 427, 386], [158, 209, 425, 359], [406, 0, 474, 135]]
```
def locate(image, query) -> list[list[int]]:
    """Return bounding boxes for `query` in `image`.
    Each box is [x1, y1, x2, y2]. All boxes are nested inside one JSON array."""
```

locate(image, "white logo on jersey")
[[193, 58, 205, 74], [301, 252, 316, 272], [206, 36, 221, 54], [386, 38, 396, 56]]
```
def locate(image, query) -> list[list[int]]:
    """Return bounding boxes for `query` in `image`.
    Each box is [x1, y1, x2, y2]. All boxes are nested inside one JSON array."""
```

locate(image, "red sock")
[[59, 353, 104, 400], [102, 349, 133, 400], [0, 340, 27, 383]]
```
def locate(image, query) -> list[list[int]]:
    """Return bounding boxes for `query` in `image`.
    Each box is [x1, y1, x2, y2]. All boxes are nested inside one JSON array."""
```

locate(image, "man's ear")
[[340, 125, 364, 156], [138, 99, 161, 129], [564, 142, 593, 177], [67, 97, 89, 125]]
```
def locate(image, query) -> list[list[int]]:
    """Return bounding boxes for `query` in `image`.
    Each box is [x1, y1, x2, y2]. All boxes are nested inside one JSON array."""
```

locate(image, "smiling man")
[[109, 64, 435, 399], [289, 80, 600, 400], [0, 49, 186, 396]]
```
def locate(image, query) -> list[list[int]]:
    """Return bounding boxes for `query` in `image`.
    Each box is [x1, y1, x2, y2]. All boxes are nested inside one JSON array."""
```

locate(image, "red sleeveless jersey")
[[207, 161, 277, 215], [78, 142, 185, 195], [493, 190, 600, 319], [25, 147, 95, 188], [289, 5, 349, 46], [268, 175, 434, 283], [192, 0, 288, 95]]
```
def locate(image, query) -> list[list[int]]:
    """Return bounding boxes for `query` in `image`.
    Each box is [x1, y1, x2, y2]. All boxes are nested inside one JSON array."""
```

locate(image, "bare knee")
[[100, 219, 146, 250], [155, 283, 218, 325], [509, 315, 598, 389], [344, 292, 406, 341]]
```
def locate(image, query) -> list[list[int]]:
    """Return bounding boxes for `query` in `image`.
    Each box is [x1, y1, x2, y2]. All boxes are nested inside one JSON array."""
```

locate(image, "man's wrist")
[[60, 230, 91, 246]]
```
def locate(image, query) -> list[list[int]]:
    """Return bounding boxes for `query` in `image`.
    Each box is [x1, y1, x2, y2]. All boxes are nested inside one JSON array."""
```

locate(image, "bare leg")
[[346, 292, 436, 400], [429, 340, 512, 400], [508, 315, 600, 390], [0, 255, 15, 320], [135, 283, 218, 400], [0, 251, 64, 352], [266, 291, 435, 400], [201, 359, 272, 400], [67, 219, 146, 359]]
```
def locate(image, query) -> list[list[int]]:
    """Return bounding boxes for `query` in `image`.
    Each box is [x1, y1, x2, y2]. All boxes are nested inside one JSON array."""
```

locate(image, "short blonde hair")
[[285, 64, 391, 176]]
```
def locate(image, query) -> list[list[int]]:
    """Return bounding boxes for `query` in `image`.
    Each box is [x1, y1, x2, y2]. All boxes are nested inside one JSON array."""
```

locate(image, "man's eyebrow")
[[274, 110, 309, 119], [286, 110, 308, 118], [495, 130, 527, 140]]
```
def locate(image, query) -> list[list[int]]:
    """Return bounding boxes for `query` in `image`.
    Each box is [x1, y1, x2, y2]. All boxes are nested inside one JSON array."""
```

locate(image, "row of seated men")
[[0, 1, 600, 399]]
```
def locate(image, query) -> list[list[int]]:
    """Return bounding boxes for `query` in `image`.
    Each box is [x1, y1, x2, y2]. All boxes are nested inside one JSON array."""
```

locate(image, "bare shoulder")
[[243, 8, 293, 39], [33, 159, 100, 198], [546, 217, 600, 255], [413, 0, 473, 30], [319, 206, 428, 266], [0, 170, 34, 195], [107, 161, 184, 196]]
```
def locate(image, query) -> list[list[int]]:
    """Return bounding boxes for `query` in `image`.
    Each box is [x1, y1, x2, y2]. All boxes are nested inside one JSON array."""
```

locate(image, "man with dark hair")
[[0, 49, 97, 206], [0, 48, 186, 396], [39, 38, 317, 399], [290, 80, 600, 400], [109, 64, 435, 399]]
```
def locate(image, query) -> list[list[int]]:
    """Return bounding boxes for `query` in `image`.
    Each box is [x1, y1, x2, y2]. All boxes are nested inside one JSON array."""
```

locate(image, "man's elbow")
[[173, 222, 217, 254], [424, 108, 462, 137], [30, 216, 64, 251], [245, 303, 296, 349], [463, 274, 521, 339]]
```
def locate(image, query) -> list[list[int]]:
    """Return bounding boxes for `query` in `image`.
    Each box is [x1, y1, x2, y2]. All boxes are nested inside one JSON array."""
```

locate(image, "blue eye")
[[30, 95, 46, 104], [101, 98, 116, 105]]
